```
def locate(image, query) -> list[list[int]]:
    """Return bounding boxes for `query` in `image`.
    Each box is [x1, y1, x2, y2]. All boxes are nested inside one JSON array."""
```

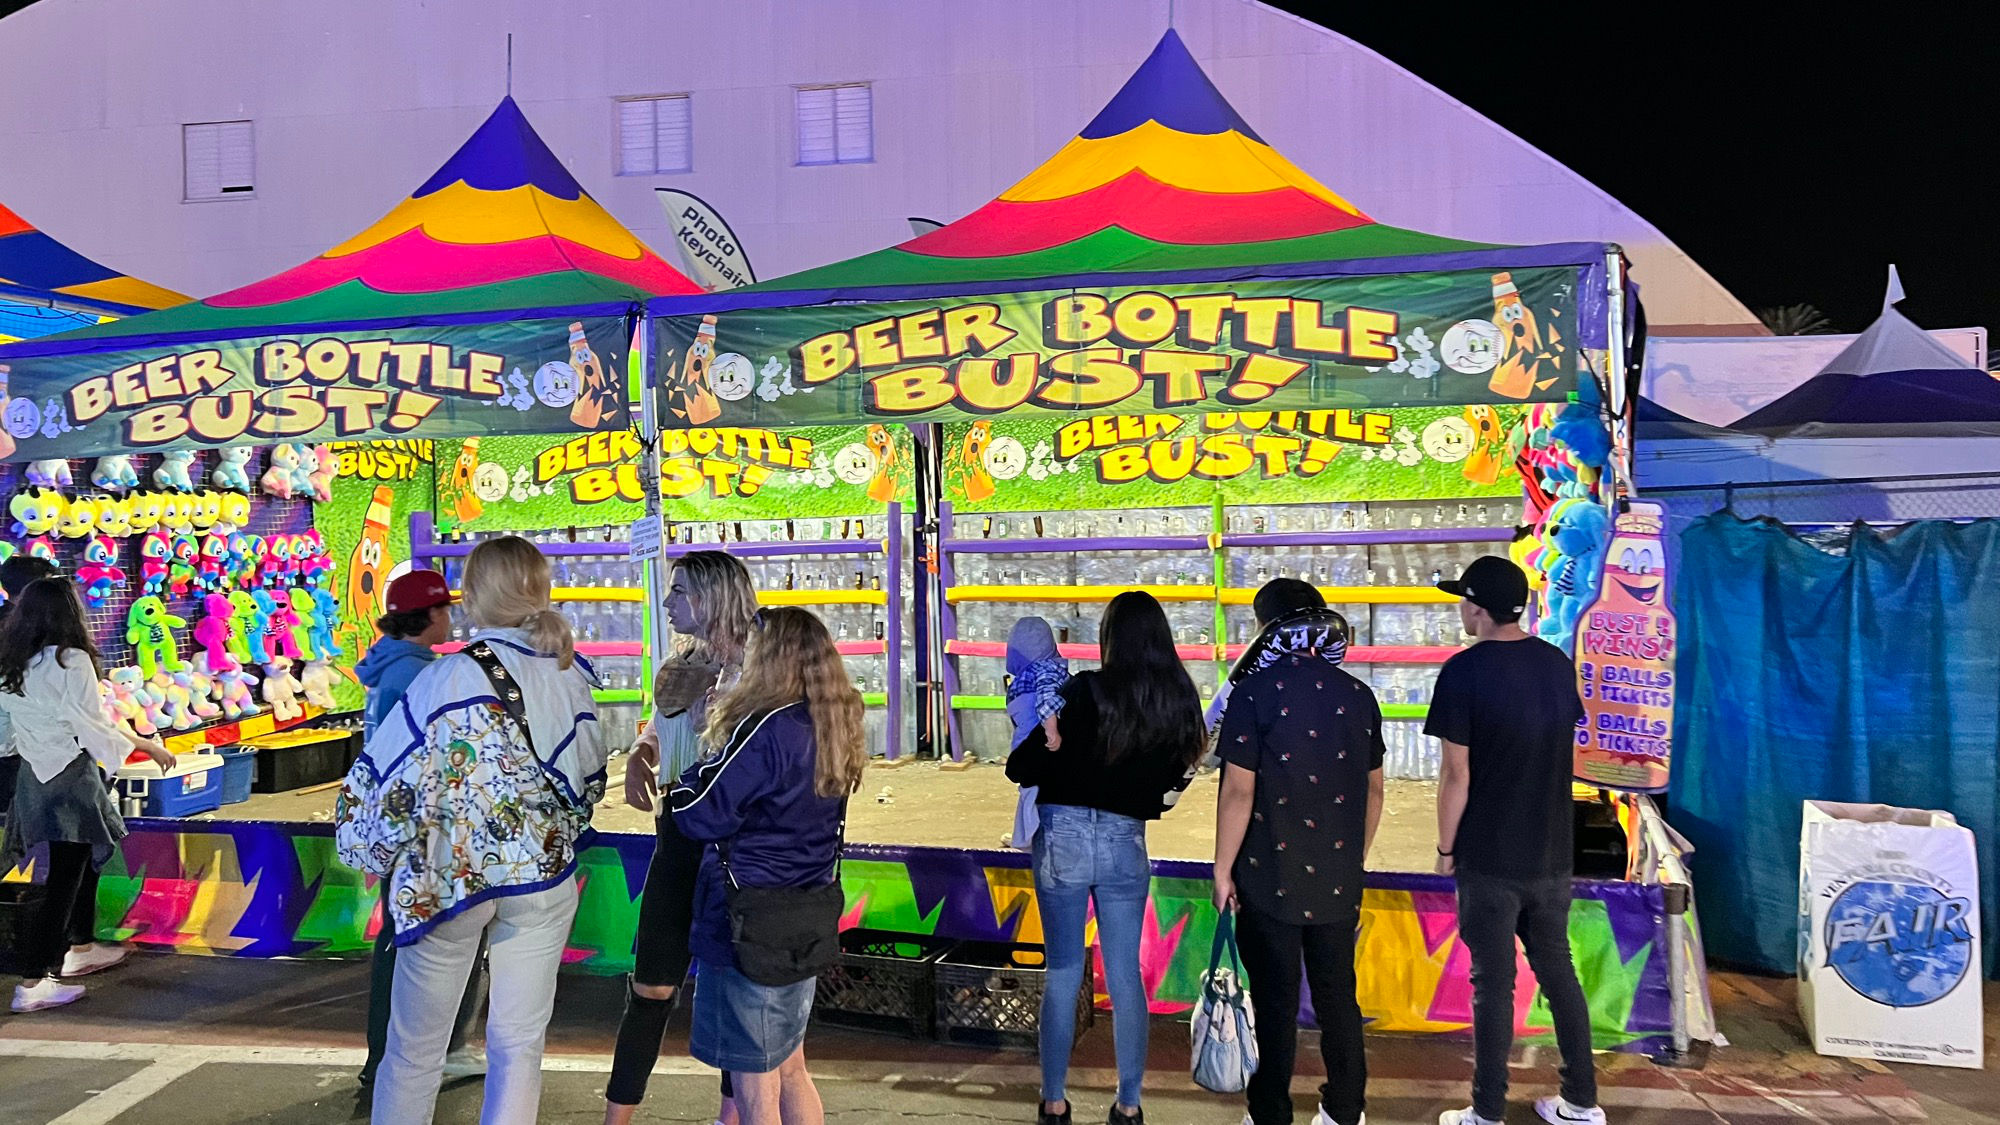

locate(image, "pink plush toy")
[[193, 594, 238, 672]]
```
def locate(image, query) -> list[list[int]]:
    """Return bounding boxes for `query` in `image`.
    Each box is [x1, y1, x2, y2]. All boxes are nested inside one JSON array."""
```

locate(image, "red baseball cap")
[[385, 570, 456, 614]]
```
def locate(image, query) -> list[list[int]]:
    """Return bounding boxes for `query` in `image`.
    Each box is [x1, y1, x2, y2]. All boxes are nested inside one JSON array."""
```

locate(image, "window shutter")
[[796, 86, 836, 165], [654, 96, 691, 174], [184, 121, 254, 201], [618, 99, 656, 175], [834, 84, 872, 164]]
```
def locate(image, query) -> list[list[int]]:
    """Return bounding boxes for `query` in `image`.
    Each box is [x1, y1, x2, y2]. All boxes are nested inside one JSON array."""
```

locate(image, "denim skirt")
[[689, 961, 817, 1074]]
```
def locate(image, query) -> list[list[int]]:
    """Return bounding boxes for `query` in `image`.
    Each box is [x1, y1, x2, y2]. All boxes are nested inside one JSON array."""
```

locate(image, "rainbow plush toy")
[[194, 594, 238, 672], [225, 532, 258, 590], [196, 532, 230, 592], [194, 652, 259, 721], [10, 488, 63, 538], [296, 530, 331, 587], [167, 534, 199, 599], [308, 444, 337, 503], [210, 447, 254, 493], [105, 667, 164, 737], [77, 534, 126, 608], [151, 672, 195, 730], [153, 450, 197, 493], [91, 455, 141, 492], [170, 668, 222, 724], [139, 529, 172, 596], [25, 536, 58, 565], [290, 446, 321, 500], [261, 445, 300, 499], [251, 588, 286, 663], [258, 535, 291, 587], [126, 596, 187, 679], [26, 459, 72, 490]]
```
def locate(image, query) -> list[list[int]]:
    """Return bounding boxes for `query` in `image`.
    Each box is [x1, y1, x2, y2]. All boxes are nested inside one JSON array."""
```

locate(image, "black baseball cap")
[[1437, 555, 1530, 617], [1252, 576, 1324, 625], [0, 555, 59, 599]]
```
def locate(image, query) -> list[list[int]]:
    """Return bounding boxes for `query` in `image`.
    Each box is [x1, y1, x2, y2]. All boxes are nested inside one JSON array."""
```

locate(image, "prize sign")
[[1572, 500, 1675, 791]]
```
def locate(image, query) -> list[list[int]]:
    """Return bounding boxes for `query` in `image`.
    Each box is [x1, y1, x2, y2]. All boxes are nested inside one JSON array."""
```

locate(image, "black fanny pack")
[[718, 821, 845, 987]]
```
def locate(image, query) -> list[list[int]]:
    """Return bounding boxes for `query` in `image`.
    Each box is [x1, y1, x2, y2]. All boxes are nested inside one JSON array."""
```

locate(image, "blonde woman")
[[669, 607, 865, 1125], [608, 550, 757, 1125], [338, 535, 605, 1125]]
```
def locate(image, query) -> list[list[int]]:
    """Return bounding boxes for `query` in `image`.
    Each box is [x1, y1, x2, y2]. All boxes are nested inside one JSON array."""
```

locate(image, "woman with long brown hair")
[[607, 550, 757, 1125], [338, 535, 605, 1125], [669, 607, 865, 1125]]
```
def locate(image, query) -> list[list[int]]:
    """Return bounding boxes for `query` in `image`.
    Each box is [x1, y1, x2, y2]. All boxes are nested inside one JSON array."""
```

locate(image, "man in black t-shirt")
[[1427, 556, 1604, 1125], [1213, 579, 1382, 1125]]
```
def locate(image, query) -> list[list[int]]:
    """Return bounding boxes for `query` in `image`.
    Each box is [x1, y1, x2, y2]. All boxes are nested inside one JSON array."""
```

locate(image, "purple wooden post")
[[884, 502, 902, 762], [937, 501, 964, 761]]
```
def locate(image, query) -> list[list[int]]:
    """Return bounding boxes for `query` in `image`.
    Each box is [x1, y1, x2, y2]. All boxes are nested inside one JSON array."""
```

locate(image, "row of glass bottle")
[[670, 514, 890, 545], [957, 499, 1522, 540]]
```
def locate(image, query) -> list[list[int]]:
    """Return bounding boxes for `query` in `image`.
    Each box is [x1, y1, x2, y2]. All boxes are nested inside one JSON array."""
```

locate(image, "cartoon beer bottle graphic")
[[865, 424, 899, 503], [345, 486, 395, 654], [959, 420, 996, 503], [567, 322, 621, 429], [444, 436, 484, 524], [667, 314, 724, 427], [1489, 272, 1549, 400]]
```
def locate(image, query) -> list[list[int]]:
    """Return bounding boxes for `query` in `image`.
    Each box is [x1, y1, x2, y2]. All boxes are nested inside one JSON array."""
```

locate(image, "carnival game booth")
[[645, 31, 1709, 1056], [0, 98, 713, 955], [0, 200, 188, 344]]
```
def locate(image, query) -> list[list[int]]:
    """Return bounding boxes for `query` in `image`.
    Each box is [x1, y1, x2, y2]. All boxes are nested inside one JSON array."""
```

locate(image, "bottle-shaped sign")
[[567, 322, 621, 429], [1488, 272, 1550, 400], [959, 420, 995, 502], [345, 486, 396, 653], [865, 423, 899, 503], [668, 315, 724, 426], [1571, 500, 1675, 792], [445, 436, 484, 524]]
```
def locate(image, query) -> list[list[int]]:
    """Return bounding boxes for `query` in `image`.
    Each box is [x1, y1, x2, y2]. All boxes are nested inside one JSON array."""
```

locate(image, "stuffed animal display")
[[91, 455, 141, 492], [153, 450, 198, 493], [126, 596, 187, 680], [210, 447, 255, 493]]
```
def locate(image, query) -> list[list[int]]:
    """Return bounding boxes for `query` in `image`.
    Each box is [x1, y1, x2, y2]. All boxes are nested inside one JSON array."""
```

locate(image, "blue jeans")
[[1033, 804, 1152, 1108]]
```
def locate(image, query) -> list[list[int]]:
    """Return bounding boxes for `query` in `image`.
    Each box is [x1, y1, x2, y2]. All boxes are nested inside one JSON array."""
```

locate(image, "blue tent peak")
[[411, 96, 586, 201], [1077, 29, 1264, 143]]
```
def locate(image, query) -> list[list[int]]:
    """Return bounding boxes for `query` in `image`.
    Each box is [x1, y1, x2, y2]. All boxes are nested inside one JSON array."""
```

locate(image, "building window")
[[795, 83, 872, 166], [617, 95, 692, 176], [183, 120, 255, 201]]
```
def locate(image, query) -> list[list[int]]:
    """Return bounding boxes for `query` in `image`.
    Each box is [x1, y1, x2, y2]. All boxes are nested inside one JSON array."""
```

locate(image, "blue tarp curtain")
[[1669, 513, 2000, 977]]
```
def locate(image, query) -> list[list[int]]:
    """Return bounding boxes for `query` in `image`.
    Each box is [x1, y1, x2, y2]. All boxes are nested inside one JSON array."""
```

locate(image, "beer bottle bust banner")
[[0, 315, 633, 460], [1573, 501, 1677, 792], [652, 268, 1580, 429]]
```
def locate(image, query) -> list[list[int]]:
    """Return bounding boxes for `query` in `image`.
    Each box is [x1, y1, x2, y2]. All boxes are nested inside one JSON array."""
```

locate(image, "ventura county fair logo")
[[1821, 862, 1975, 1008]]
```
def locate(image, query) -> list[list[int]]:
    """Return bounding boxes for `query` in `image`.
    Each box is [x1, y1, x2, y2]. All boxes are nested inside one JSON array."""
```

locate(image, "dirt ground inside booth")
[[210, 758, 1446, 873]]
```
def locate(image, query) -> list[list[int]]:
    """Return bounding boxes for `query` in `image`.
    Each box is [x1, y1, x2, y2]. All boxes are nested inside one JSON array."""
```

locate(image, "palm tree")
[[1756, 303, 1838, 335]]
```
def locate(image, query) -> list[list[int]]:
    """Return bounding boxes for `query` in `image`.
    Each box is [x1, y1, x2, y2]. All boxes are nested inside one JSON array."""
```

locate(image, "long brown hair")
[[702, 607, 865, 798], [462, 535, 575, 668], [670, 550, 757, 666], [0, 577, 101, 695]]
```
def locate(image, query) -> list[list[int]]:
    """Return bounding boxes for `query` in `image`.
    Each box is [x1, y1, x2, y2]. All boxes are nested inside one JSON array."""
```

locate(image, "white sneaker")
[[12, 977, 85, 1013], [1313, 1108, 1363, 1125], [1438, 1110, 1502, 1125], [61, 943, 129, 977], [1536, 1096, 1607, 1124], [441, 1048, 487, 1079]]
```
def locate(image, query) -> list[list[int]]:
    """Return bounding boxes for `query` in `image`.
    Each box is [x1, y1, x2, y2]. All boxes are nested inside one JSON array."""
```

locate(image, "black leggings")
[[608, 811, 721, 1107], [30, 841, 100, 980]]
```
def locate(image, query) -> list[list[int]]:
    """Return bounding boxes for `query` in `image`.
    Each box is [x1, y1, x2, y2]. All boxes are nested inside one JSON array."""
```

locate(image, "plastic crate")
[[813, 929, 952, 1038], [934, 940, 1091, 1050], [118, 754, 225, 818], [0, 881, 46, 976], [245, 729, 355, 792], [218, 746, 257, 805]]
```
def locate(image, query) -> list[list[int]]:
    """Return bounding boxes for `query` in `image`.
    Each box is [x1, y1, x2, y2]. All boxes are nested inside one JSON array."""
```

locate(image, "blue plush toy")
[[1549, 398, 1612, 476], [210, 447, 255, 493], [308, 587, 343, 661], [153, 450, 198, 493], [1536, 498, 1610, 652]]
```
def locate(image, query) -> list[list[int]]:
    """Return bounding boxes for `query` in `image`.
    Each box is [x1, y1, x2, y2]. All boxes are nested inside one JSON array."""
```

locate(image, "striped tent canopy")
[[0, 201, 187, 338], [9, 96, 696, 354], [674, 29, 1597, 314]]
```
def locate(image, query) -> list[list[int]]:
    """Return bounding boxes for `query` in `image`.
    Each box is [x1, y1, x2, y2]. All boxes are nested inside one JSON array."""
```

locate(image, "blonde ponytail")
[[463, 535, 577, 669]]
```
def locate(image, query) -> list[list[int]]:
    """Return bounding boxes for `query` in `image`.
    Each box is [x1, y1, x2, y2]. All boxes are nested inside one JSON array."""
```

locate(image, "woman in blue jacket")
[[669, 607, 865, 1125]]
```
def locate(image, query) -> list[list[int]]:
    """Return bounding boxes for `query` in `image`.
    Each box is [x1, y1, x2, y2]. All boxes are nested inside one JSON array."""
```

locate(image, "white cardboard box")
[[1798, 801, 1984, 1069]]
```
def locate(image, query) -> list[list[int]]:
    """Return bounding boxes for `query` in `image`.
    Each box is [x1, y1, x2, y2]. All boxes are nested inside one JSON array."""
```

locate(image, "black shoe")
[[1037, 1100, 1071, 1125], [1108, 1107, 1143, 1125]]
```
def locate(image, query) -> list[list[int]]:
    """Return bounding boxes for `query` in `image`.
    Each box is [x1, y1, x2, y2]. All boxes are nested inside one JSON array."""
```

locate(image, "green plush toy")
[[127, 596, 188, 680]]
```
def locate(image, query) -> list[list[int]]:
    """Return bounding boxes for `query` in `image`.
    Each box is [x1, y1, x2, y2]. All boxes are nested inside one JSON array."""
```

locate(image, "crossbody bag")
[[716, 814, 846, 987]]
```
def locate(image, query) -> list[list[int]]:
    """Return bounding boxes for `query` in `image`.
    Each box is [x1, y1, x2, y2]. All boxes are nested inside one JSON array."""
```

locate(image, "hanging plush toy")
[[54, 495, 97, 540], [308, 444, 337, 503], [190, 490, 223, 532], [160, 493, 196, 535], [96, 495, 133, 538], [139, 529, 172, 597], [194, 593, 237, 671], [151, 673, 195, 731], [299, 661, 339, 710], [195, 652, 259, 721], [26, 459, 72, 491], [167, 534, 199, 599], [307, 587, 342, 660], [126, 596, 188, 679], [284, 587, 318, 662], [216, 491, 250, 534], [9, 488, 64, 538], [261, 659, 305, 723], [296, 530, 331, 587], [224, 532, 256, 590], [1536, 497, 1611, 651], [127, 491, 165, 534], [259, 534, 291, 587], [76, 534, 127, 608], [210, 447, 254, 494], [290, 446, 321, 500], [91, 455, 141, 493], [261, 445, 300, 499], [196, 533, 230, 592], [153, 450, 197, 493], [25, 536, 59, 565], [173, 668, 222, 723], [262, 588, 304, 656], [226, 590, 261, 667]]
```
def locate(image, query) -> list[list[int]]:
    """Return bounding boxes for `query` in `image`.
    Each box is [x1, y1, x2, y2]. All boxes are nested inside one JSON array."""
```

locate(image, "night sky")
[[1287, 7, 1995, 337]]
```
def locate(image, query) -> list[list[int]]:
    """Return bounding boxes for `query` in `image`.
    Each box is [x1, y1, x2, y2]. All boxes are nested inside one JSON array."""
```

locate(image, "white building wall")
[[0, 0, 1758, 330]]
